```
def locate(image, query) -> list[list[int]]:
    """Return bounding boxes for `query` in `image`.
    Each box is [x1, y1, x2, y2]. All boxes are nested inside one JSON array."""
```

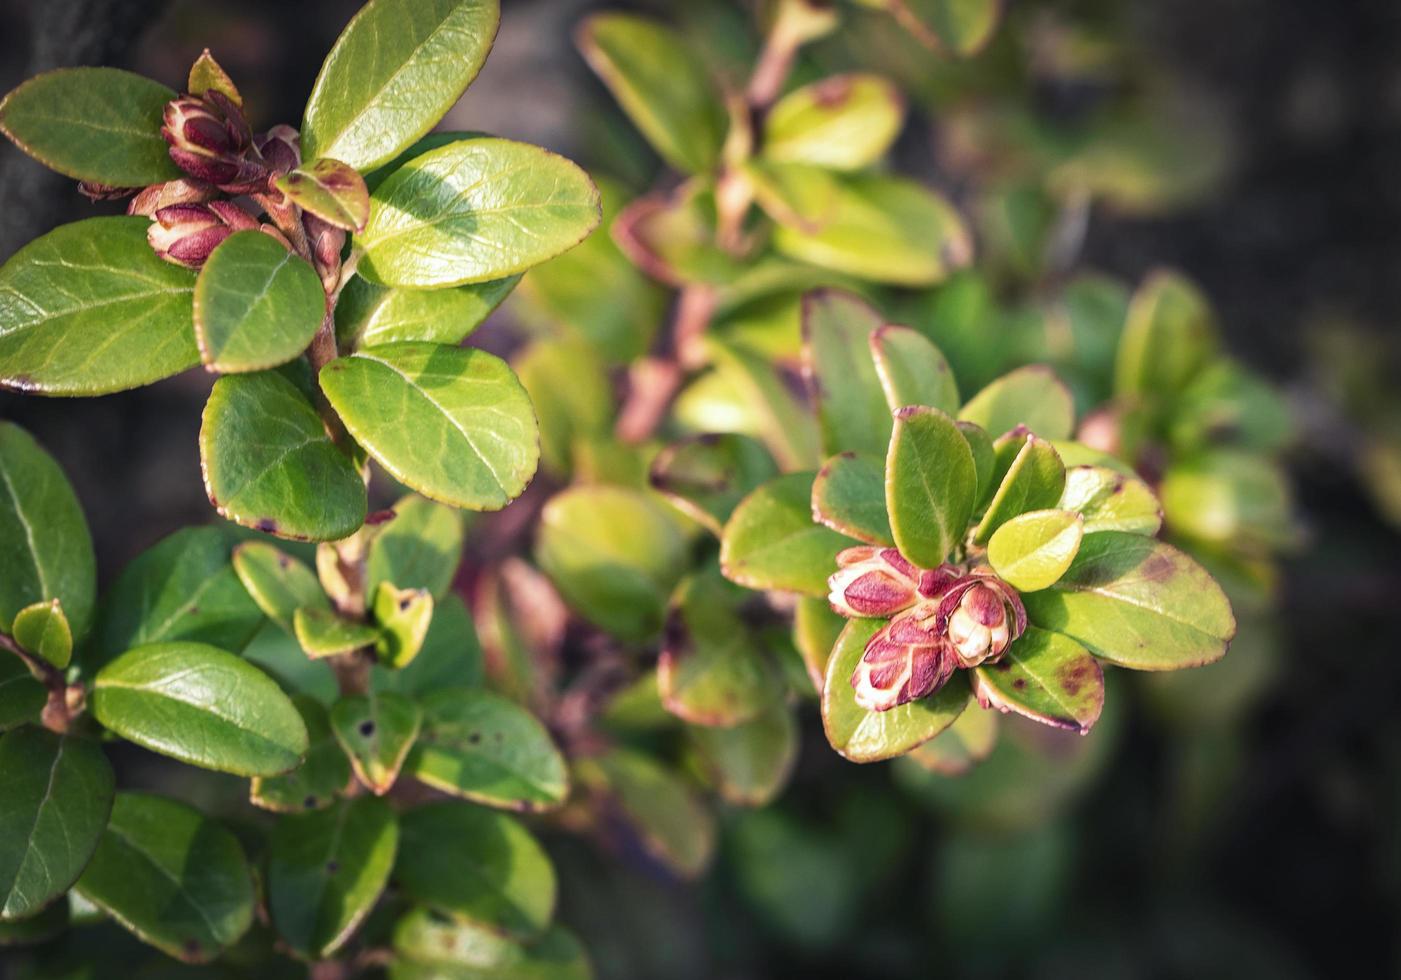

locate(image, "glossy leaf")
[[886, 406, 977, 568], [201, 370, 367, 541], [720, 473, 853, 597], [187, 49, 240, 104], [367, 494, 466, 601], [359, 138, 600, 289], [301, 0, 500, 171], [232, 541, 329, 634], [576, 749, 714, 878], [0, 424, 94, 639], [337, 275, 520, 350], [812, 452, 894, 545], [393, 915, 592, 978], [1058, 465, 1162, 535], [958, 365, 1075, 440], [11, 599, 71, 669], [397, 802, 555, 939], [274, 158, 370, 232], [691, 702, 799, 806], [250, 696, 353, 813], [193, 232, 325, 373], [803, 289, 892, 457], [0, 68, 178, 184], [321, 343, 539, 511], [1115, 270, 1216, 399], [577, 13, 725, 174], [74, 793, 253, 963], [987, 510, 1084, 592], [406, 687, 569, 811], [871, 324, 960, 416], [535, 486, 688, 643], [294, 608, 381, 659], [764, 73, 904, 171], [0, 728, 114, 920], [331, 692, 422, 795], [973, 433, 1066, 543], [958, 420, 996, 503], [267, 796, 398, 958], [374, 584, 434, 669], [648, 433, 778, 536], [1022, 531, 1236, 670], [907, 705, 998, 776], [973, 627, 1104, 733], [92, 642, 308, 776], [372, 594, 484, 696], [821, 618, 970, 762], [793, 596, 845, 691], [0, 216, 196, 395], [0, 657, 44, 731]]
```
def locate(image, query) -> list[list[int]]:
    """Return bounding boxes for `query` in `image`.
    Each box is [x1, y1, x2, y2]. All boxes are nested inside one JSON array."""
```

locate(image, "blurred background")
[[3, 0, 1400, 977]]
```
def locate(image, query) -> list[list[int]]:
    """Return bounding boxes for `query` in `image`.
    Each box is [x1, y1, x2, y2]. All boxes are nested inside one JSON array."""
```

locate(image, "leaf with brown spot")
[[972, 627, 1103, 732]]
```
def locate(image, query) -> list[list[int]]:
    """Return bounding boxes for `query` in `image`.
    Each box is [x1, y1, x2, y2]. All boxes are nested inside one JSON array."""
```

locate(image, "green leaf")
[[535, 486, 688, 643], [821, 618, 970, 762], [1057, 465, 1162, 535], [648, 433, 778, 536], [201, 371, 367, 541], [973, 433, 1066, 543], [871, 324, 960, 416], [0, 728, 114, 920], [91, 642, 308, 776], [576, 13, 725, 174], [192, 232, 325, 374], [987, 510, 1084, 592], [321, 343, 539, 511], [250, 696, 353, 813], [0, 895, 68, 945], [406, 687, 568, 812], [0, 657, 44, 731], [367, 494, 466, 601], [793, 596, 845, 692], [0, 68, 178, 184], [612, 182, 745, 287], [720, 473, 853, 597], [267, 796, 398, 959], [187, 49, 241, 105], [359, 138, 600, 289], [958, 365, 1076, 440], [0, 423, 95, 638], [74, 793, 253, 963], [812, 452, 893, 545], [1022, 531, 1236, 670], [372, 594, 483, 696], [706, 340, 821, 470], [330, 692, 422, 794], [885, 406, 977, 567], [294, 608, 381, 659], [906, 705, 998, 776], [658, 571, 782, 727], [91, 527, 262, 668], [514, 339, 613, 477], [393, 915, 592, 978], [397, 802, 555, 939], [886, 0, 1003, 56], [803, 289, 892, 457], [0, 217, 197, 395], [973, 627, 1104, 733], [771, 172, 972, 287], [301, 0, 500, 171], [274, 159, 370, 232], [11, 600, 72, 669], [1115, 270, 1216, 400], [575, 749, 714, 878], [337, 274, 520, 351], [1159, 450, 1295, 549], [690, 701, 799, 806], [958, 420, 996, 503], [232, 541, 329, 634], [763, 73, 904, 171], [373, 584, 434, 669]]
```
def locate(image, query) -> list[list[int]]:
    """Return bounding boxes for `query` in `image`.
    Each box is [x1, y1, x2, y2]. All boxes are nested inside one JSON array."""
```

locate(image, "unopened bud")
[[304, 212, 346, 292], [77, 182, 137, 202], [937, 573, 1026, 669], [146, 200, 258, 268], [256, 125, 301, 175], [851, 604, 956, 712], [127, 178, 218, 216], [828, 547, 961, 618], [162, 92, 264, 190]]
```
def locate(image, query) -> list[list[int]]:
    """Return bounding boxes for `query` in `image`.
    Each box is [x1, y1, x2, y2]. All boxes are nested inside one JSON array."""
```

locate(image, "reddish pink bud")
[[127, 178, 218, 217], [828, 546, 921, 618], [936, 572, 1027, 668], [256, 125, 301, 174], [162, 92, 265, 191], [851, 603, 956, 711], [146, 201, 258, 268], [303, 212, 346, 292], [77, 182, 137, 202]]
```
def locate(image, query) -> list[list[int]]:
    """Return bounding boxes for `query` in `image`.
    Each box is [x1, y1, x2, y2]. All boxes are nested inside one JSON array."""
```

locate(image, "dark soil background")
[[2, 0, 1400, 977]]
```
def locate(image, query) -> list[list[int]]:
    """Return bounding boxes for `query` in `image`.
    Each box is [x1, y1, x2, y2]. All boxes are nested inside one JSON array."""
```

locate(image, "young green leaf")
[[336, 274, 520, 351], [1022, 531, 1236, 670], [812, 452, 894, 545], [0, 68, 179, 184], [11, 599, 72, 669], [821, 618, 970, 762], [320, 343, 539, 511], [0, 728, 114, 920], [201, 371, 367, 541], [648, 433, 779, 536], [871, 324, 960, 416], [358, 138, 600, 288], [293, 608, 381, 659], [720, 473, 854, 597], [250, 696, 353, 813], [366, 494, 466, 602], [803, 289, 892, 457], [301, 0, 500, 171], [690, 701, 800, 807], [0, 657, 45, 731], [187, 49, 241, 105], [266, 796, 398, 959], [0, 217, 196, 395], [1115, 269, 1216, 400], [906, 705, 999, 776], [373, 584, 434, 669], [613, 182, 747, 287], [0, 423, 95, 638], [958, 365, 1076, 440], [406, 687, 569, 811], [192, 232, 325, 373], [958, 420, 996, 502], [987, 509, 1084, 592], [371, 594, 484, 696], [397, 802, 556, 939], [1057, 465, 1162, 535], [764, 73, 905, 171], [92, 642, 309, 776], [972, 627, 1104, 733], [973, 433, 1066, 543], [331, 692, 422, 795], [706, 340, 821, 471], [74, 793, 253, 963], [273, 159, 370, 232], [232, 541, 329, 634], [885, 406, 977, 568], [576, 13, 726, 174]]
